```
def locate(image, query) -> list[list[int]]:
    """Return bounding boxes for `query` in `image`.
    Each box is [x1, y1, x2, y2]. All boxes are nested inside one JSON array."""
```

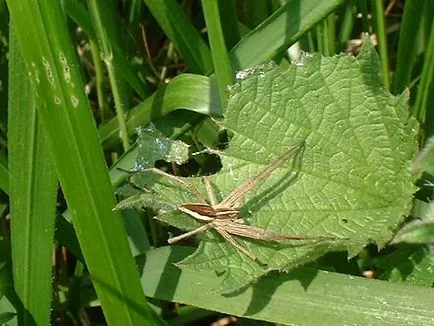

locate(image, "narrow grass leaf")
[[54, 215, 84, 263], [202, 0, 235, 106], [411, 135, 434, 174], [242, 0, 276, 28], [413, 20, 434, 131], [371, 0, 390, 90], [87, 0, 133, 151], [143, 0, 214, 75], [0, 244, 13, 297], [376, 245, 434, 286], [392, 0, 425, 94], [216, 0, 241, 49], [0, 153, 8, 194], [8, 30, 57, 326], [6, 1, 159, 324], [337, 2, 356, 51], [230, 0, 346, 71], [65, 0, 150, 99], [141, 246, 434, 326], [99, 74, 222, 149]]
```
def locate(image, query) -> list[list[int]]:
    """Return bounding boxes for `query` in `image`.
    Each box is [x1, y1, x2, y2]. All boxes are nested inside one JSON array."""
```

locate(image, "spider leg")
[[143, 167, 208, 203], [167, 222, 214, 244], [202, 176, 217, 206], [218, 142, 304, 208], [214, 226, 261, 263]]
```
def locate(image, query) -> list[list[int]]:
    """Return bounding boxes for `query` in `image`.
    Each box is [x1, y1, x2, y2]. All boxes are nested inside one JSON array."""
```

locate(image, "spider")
[[144, 142, 343, 263]]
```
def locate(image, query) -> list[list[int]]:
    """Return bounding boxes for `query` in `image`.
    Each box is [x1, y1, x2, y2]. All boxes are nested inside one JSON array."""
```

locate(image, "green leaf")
[[64, 0, 150, 99], [143, 0, 213, 75], [0, 244, 13, 298], [87, 0, 136, 150], [392, 0, 425, 94], [229, 0, 347, 71], [134, 124, 190, 169], [376, 245, 434, 286], [124, 41, 418, 293], [6, 1, 160, 324], [413, 16, 434, 129], [392, 197, 434, 245], [99, 74, 222, 150], [0, 312, 16, 325], [8, 30, 57, 326], [109, 144, 141, 187], [54, 215, 84, 263], [141, 246, 434, 325], [392, 219, 434, 244], [202, 0, 235, 106], [411, 135, 434, 174]]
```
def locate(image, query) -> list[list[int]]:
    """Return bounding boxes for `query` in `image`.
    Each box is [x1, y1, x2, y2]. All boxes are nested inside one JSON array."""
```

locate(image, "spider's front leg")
[[142, 167, 208, 204], [167, 222, 215, 244]]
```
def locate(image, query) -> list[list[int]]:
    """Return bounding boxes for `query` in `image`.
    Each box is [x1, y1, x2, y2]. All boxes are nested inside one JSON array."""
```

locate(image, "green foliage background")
[[1, 0, 434, 325]]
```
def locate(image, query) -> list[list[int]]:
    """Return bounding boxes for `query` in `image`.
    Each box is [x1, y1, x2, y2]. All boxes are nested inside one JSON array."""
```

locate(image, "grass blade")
[[64, 0, 150, 100], [143, 0, 213, 75], [229, 0, 346, 70], [371, 0, 390, 90], [216, 0, 241, 49], [6, 1, 160, 324], [242, 0, 276, 28], [87, 0, 133, 151], [413, 19, 434, 134], [201, 0, 235, 106], [141, 246, 434, 326], [338, 1, 356, 51], [326, 13, 336, 54], [392, 0, 425, 94], [99, 74, 222, 149], [8, 29, 57, 326], [55, 215, 84, 263]]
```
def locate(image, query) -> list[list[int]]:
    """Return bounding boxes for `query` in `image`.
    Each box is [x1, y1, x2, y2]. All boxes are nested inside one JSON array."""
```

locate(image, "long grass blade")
[[143, 0, 213, 75], [6, 1, 160, 324], [202, 0, 234, 106], [392, 0, 424, 94], [8, 29, 57, 326], [99, 74, 222, 149], [229, 0, 346, 70], [142, 246, 434, 325]]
